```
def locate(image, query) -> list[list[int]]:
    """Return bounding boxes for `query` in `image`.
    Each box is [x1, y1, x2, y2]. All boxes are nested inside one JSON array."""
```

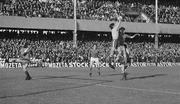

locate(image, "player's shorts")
[[112, 39, 124, 49], [118, 55, 125, 64], [117, 46, 126, 55], [90, 57, 100, 67], [112, 39, 117, 49]]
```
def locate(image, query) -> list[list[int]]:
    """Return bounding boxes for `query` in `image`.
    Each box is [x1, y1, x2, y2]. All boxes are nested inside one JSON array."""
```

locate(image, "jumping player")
[[109, 15, 139, 80], [109, 16, 122, 57], [116, 27, 139, 80], [89, 44, 100, 77], [108, 15, 122, 70], [115, 27, 139, 63]]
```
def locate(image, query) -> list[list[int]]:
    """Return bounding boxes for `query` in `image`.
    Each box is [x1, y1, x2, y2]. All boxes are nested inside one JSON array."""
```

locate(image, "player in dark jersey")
[[115, 27, 138, 62], [116, 27, 139, 80], [89, 44, 100, 77], [109, 27, 139, 80]]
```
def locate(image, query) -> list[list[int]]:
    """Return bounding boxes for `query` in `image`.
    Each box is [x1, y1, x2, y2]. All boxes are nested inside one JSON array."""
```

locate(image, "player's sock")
[[122, 73, 124, 80], [121, 71, 124, 80], [108, 56, 115, 70], [121, 72, 126, 80], [25, 71, 32, 80], [124, 72, 127, 80], [98, 71, 101, 76], [89, 67, 92, 77], [89, 72, 92, 77], [121, 64, 126, 80]]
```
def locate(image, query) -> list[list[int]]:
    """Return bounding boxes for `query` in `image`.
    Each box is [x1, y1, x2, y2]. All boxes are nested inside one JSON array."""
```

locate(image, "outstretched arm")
[[125, 33, 140, 39], [114, 15, 122, 30]]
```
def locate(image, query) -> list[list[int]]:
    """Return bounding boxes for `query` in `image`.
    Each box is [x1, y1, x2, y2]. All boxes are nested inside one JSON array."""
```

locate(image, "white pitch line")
[[62, 80, 180, 95], [95, 84, 180, 95], [41, 76, 180, 95]]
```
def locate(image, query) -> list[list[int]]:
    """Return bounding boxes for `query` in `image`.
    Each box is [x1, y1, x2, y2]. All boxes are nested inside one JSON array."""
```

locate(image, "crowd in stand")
[[129, 42, 180, 63], [0, 0, 180, 24], [0, 38, 180, 63]]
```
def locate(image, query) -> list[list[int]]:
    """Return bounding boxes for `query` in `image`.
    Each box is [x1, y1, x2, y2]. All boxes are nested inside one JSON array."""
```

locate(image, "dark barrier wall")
[[0, 16, 180, 34]]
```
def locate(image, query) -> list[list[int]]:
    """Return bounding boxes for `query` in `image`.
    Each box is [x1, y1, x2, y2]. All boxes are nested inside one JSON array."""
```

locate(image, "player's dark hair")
[[119, 27, 125, 31], [93, 44, 97, 47], [124, 44, 127, 48], [109, 23, 115, 29]]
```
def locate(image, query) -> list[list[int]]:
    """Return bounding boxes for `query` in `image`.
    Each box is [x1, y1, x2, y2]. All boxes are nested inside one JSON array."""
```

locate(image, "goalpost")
[[155, 0, 159, 49], [72, 0, 159, 48], [73, 0, 77, 48]]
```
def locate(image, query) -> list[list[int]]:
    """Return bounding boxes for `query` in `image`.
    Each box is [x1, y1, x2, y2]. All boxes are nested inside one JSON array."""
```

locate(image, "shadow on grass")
[[35, 75, 79, 80], [36, 75, 112, 82], [0, 75, 78, 81], [0, 76, 113, 99], [102, 73, 124, 77], [127, 74, 167, 80]]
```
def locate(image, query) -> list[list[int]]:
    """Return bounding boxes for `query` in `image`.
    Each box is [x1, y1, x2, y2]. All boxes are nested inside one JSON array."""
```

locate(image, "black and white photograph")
[[0, 0, 180, 104]]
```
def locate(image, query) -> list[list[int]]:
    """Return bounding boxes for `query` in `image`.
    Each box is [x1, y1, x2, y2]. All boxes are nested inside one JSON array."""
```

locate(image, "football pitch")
[[0, 66, 180, 104]]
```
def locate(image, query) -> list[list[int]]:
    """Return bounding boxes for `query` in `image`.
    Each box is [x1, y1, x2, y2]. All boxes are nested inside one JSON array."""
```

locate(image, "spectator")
[[1, 0, 180, 24], [1, 37, 180, 63]]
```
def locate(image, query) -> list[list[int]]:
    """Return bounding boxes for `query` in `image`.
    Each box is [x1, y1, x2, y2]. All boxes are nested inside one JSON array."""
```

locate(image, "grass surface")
[[0, 66, 180, 104]]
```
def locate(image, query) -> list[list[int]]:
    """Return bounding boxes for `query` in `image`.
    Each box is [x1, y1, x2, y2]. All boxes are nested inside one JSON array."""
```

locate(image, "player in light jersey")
[[108, 16, 123, 70], [20, 43, 32, 80], [89, 44, 100, 77], [109, 16, 122, 57], [11, 43, 32, 80]]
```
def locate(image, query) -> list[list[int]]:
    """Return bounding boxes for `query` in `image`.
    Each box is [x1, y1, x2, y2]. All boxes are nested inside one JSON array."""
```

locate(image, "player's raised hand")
[[118, 16, 123, 21], [114, 11, 121, 21], [135, 33, 140, 36]]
